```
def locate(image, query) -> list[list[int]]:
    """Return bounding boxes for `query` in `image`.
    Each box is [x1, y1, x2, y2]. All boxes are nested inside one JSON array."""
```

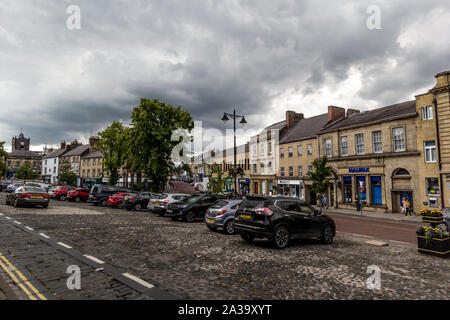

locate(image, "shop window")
[[426, 178, 440, 196], [343, 177, 352, 203], [424, 141, 436, 163], [356, 176, 367, 202]]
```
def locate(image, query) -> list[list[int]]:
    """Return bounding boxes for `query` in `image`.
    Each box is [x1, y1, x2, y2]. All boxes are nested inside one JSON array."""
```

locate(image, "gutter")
[[433, 98, 445, 209]]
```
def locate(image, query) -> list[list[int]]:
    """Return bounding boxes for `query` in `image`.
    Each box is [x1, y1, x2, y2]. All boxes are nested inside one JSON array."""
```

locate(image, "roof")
[[43, 148, 69, 159], [7, 150, 42, 159], [280, 113, 330, 144], [82, 150, 103, 159], [263, 120, 286, 132], [319, 100, 417, 134], [62, 145, 90, 157]]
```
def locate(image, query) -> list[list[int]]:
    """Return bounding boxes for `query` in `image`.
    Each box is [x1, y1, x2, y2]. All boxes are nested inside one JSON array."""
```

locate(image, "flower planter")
[[417, 236, 450, 258], [421, 216, 444, 224]]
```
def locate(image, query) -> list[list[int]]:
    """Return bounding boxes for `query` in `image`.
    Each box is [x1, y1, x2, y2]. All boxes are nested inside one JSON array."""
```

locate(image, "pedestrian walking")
[[323, 195, 328, 209], [401, 197, 407, 215], [355, 194, 360, 211], [405, 198, 411, 216]]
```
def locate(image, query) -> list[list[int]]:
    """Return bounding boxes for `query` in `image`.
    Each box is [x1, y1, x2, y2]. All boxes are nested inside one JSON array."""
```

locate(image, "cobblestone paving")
[[0, 193, 448, 300]]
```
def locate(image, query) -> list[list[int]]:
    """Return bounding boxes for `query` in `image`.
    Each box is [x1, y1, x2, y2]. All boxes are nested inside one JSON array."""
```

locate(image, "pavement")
[[315, 206, 423, 224]]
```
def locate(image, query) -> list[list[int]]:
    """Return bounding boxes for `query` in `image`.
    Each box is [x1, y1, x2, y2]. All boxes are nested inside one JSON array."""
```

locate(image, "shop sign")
[[238, 178, 250, 184], [349, 168, 370, 173], [277, 180, 304, 185], [224, 177, 233, 184]]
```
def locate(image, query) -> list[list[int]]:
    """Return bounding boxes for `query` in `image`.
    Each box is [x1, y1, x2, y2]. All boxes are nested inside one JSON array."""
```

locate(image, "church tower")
[[11, 130, 31, 151]]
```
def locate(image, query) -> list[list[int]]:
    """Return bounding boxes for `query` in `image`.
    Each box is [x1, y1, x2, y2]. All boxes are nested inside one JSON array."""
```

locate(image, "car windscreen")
[[210, 200, 229, 209], [24, 187, 46, 193], [158, 194, 169, 199], [90, 186, 98, 194], [182, 194, 203, 203], [239, 198, 273, 209], [173, 195, 188, 200]]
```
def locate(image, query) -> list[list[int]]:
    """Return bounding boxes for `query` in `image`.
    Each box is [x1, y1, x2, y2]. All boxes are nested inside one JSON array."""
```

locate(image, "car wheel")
[[207, 225, 217, 231], [135, 203, 142, 211], [241, 233, 255, 243], [74, 197, 81, 203], [321, 224, 334, 244], [186, 212, 195, 222], [42, 204, 49, 208], [224, 220, 235, 235], [171, 217, 178, 221], [100, 199, 107, 207], [273, 225, 290, 249], [61, 195, 66, 201]]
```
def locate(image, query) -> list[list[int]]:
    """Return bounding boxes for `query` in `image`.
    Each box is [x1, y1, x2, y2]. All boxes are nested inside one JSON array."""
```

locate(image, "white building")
[[42, 147, 68, 184]]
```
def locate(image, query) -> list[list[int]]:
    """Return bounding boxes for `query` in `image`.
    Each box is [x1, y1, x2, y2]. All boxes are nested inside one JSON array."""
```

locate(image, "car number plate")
[[241, 214, 252, 219], [206, 218, 214, 223], [32, 195, 43, 199]]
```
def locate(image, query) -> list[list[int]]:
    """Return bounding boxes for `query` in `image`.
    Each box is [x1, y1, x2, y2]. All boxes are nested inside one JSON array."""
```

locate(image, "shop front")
[[224, 177, 233, 192], [277, 180, 304, 200], [238, 178, 250, 196]]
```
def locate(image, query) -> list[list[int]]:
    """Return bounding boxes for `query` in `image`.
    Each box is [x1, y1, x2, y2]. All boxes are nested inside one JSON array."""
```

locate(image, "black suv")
[[165, 193, 221, 222], [123, 192, 155, 211], [87, 184, 130, 206], [234, 196, 336, 249]]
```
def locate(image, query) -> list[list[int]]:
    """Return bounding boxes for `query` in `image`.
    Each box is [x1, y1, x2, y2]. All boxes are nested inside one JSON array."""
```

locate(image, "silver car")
[[205, 199, 242, 235], [442, 208, 450, 231]]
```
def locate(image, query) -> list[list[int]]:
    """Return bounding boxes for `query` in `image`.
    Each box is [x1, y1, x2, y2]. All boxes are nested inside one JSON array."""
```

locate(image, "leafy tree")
[[98, 121, 130, 186], [15, 162, 39, 181], [206, 163, 225, 193], [130, 98, 193, 192], [308, 156, 333, 211], [0, 142, 7, 179], [59, 163, 77, 186]]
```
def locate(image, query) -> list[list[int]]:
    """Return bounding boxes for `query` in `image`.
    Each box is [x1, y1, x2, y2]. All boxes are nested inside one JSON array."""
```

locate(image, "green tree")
[[308, 156, 333, 211], [59, 163, 77, 186], [98, 121, 130, 186], [206, 163, 225, 193], [130, 98, 193, 192], [15, 162, 39, 181], [0, 142, 7, 179]]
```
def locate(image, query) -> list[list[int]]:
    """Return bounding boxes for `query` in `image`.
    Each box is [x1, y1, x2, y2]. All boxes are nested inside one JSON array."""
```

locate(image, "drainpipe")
[[433, 98, 445, 209]]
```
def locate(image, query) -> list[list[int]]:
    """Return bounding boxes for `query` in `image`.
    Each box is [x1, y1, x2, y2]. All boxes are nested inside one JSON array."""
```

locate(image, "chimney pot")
[[328, 106, 346, 122]]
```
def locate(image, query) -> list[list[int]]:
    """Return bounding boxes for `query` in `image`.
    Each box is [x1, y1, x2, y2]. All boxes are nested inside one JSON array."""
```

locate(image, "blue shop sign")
[[349, 168, 370, 173], [238, 178, 250, 184]]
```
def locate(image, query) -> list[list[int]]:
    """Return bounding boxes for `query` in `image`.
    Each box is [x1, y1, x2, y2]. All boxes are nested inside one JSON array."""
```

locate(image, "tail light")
[[255, 208, 273, 216], [43, 194, 50, 198], [217, 209, 228, 216], [20, 193, 33, 198], [131, 197, 135, 200], [95, 194, 98, 199], [163, 201, 169, 204]]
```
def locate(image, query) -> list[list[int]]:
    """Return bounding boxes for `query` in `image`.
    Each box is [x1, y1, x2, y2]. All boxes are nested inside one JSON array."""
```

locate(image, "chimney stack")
[[434, 70, 450, 90], [346, 108, 360, 117], [328, 106, 346, 122], [286, 111, 305, 129], [89, 136, 100, 148], [61, 140, 66, 149]]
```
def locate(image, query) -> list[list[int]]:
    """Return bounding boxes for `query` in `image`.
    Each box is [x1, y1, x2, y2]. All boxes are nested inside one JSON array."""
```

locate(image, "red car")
[[106, 192, 130, 208], [53, 186, 75, 201], [66, 188, 90, 202]]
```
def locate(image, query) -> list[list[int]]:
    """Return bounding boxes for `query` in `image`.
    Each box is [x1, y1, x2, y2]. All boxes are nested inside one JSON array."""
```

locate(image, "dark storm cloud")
[[0, 0, 449, 149]]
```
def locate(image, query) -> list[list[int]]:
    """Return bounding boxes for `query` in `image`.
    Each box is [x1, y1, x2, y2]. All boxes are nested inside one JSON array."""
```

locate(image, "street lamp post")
[[221, 110, 247, 195]]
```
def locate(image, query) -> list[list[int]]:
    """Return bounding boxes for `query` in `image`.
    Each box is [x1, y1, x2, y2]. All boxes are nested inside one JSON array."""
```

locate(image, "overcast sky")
[[1, 0, 449, 152]]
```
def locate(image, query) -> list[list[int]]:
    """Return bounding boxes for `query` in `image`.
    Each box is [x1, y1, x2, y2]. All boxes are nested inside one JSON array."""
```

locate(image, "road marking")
[[0, 213, 3, 216], [13, 221, 22, 225], [350, 233, 373, 239], [39, 233, 50, 239], [83, 255, 105, 264], [0, 253, 47, 300], [122, 273, 154, 289], [57, 242, 72, 249], [5, 217, 11, 220], [25, 226, 34, 231]]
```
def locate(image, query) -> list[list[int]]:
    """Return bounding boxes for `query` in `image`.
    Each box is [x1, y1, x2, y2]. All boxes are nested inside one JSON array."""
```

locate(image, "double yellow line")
[[0, 252, 47, 300]]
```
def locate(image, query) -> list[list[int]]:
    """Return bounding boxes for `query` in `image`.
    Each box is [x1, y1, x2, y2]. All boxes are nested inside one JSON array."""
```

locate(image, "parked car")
[[48, 186, 60, 197], [123, 192, 154, 211], [5, 183, 24, 193], [153, 193, 191, 216], [66, 188, 90, 202], [148, 193, 163, 211], [88, 184, 130, 207], [205, 199, 242, 234], [233, 196, 336, 249], [5, 185, 50, 208], [165, 193, 222, 222], [53, 186, 76, 201], [106, 192, 131, 208], [0, 181, 12, 192], [442, 208, 450, 231]]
